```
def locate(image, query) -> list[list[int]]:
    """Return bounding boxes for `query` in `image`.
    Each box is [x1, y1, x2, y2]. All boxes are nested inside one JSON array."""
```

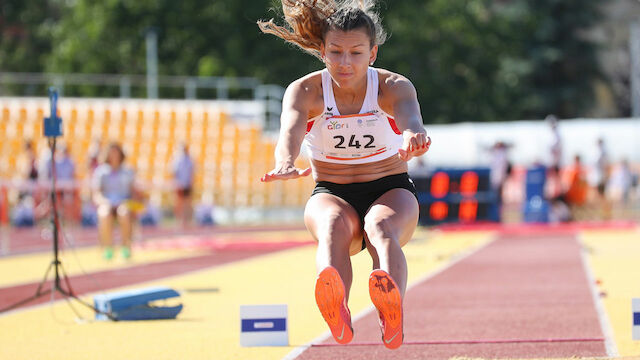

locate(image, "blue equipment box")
[[94, 286, 183, 321]]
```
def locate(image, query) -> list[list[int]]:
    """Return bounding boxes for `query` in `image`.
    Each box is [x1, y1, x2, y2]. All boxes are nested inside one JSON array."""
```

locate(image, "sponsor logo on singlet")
[[327, 121, 349, 130]]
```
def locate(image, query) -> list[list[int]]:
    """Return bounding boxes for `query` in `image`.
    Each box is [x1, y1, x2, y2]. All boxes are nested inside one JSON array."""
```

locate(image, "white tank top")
[[304, 67, 403, 164]]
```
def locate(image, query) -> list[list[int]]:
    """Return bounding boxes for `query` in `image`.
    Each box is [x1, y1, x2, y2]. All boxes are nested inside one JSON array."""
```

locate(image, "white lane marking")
[[577, 233, 619, 357]]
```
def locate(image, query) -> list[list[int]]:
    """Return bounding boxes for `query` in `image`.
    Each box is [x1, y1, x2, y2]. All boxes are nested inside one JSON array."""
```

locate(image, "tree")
[[380, 0, 526, 123], [0, 0, 59, 95], [378, 0, 603, 122], [4, 0, 605, 122], [46, 0, 319, 97], [514, 0, 604, 119]]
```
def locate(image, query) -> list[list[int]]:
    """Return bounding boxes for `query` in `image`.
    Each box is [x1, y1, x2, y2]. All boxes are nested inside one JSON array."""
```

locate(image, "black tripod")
[[0, 90, 113, 319]]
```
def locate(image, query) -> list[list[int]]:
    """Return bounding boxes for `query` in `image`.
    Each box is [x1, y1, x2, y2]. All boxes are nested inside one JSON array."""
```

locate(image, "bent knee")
[[116, 204, 132, 216], [322, 212, 356, 236], [97, 205, 113, 218], [310, 211, 359, 244], [363, 216, 397, 246]]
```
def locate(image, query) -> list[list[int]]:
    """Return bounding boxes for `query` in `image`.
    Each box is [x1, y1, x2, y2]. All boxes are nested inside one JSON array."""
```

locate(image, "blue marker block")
[[240, 304, 288, 346], [94, 286, 183, 321], [44, 88, 63, 138], [43, 116, 63, 138]]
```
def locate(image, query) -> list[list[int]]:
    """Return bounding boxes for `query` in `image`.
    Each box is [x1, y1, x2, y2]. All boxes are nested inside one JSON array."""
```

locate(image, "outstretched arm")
[[389, 77, 431, 161], [261, 80, 313, 182]]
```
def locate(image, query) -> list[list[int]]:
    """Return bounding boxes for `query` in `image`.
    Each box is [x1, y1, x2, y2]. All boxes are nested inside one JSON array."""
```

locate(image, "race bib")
[[321, 113, 389, 161]]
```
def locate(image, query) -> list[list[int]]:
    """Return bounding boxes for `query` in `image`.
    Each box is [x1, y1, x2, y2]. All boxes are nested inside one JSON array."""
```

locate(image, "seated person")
[[92, 142, 138, 260], [172, 143, 194, 229]]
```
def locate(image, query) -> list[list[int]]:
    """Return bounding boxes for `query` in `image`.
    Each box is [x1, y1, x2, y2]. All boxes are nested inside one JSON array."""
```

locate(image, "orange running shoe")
[[315, 266, 354, 344], [369, 269, 403, 349]]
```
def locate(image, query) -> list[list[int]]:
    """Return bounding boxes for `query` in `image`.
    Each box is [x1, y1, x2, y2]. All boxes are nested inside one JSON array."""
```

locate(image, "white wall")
[[423, 118, 640, 168]]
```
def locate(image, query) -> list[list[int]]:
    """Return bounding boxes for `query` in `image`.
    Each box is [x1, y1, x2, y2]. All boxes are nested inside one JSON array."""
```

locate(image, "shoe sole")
[[315, 266, 353, 344], [369, 269, 403, 349]]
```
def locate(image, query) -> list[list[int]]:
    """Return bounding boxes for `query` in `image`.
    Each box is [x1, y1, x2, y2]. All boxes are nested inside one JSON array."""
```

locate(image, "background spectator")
[[92, 142, 137, 260], [564, 154, 589, 217], [87, 138, 103, 176], [46, 144, 80, 223], [593, 138, 611, 220], [547, 115, 562, 169], [172, 143, 194, 229], [608, 159, 633, 205], [15, 140, 39, 203]]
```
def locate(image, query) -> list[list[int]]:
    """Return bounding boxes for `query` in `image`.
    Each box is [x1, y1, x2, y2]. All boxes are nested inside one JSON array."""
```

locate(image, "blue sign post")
[[522, 165, 549, 223]]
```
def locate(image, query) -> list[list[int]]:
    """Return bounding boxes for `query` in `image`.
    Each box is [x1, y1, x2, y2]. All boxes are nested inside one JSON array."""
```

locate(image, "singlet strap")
[[321, 70, 338, 114], [362, 67, 379, 112]]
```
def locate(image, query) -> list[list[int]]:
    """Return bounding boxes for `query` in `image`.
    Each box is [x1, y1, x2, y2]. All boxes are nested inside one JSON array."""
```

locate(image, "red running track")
[[0, 244, 306, 313], [0, 224, 307, 256], [297, 233, 606, 359]]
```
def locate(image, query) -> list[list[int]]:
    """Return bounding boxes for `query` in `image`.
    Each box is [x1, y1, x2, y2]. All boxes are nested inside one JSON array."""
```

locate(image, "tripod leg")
[[56, 261, 116, 321], [35, 261, 56, 294], [0, 260, 58, 313]]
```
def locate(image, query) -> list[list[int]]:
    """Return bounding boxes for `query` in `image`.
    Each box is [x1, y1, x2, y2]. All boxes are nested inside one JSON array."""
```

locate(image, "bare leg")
[[364, 189, 419, 296], [117, 205, 133, 249], [304, 193, 362, 301], [365, 237, 380, 270], [175, 192, 184, 228], [183, 196, 193, 228], [97, 205, 114, 248]]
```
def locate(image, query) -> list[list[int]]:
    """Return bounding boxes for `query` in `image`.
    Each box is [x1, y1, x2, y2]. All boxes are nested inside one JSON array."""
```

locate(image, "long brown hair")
[[258, 0, 387, 59]]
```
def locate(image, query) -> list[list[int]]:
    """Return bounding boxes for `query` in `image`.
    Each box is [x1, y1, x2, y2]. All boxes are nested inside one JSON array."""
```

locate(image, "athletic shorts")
[[311, 173, 418, 250]]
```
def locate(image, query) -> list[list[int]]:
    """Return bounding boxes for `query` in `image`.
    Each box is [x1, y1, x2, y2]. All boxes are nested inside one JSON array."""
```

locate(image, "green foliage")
[[42, 0, 320, 96], [1, 0, 605, 122], [0, 0, 55, 72], [513, 0, 604, 119], [0, 0, 59, 95], [378, 0, 603, 122]]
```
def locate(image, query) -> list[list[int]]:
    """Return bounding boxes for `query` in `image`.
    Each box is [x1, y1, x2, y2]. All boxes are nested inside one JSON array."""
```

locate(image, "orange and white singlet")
[[304, 67, 403, 164]]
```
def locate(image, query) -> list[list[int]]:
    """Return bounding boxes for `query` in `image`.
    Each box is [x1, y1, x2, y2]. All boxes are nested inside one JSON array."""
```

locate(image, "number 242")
[[333, 135, 375, 149]]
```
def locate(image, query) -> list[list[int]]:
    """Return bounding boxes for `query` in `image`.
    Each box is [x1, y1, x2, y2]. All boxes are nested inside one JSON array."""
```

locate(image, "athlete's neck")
[[332, 75, 367, 107]]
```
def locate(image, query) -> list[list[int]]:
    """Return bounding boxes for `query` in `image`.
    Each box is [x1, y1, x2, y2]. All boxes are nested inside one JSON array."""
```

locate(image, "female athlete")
[[258, 0, 431, 349]]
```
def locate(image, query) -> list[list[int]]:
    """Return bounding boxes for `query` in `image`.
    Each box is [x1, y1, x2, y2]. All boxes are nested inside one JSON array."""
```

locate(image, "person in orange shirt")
[[564, 154, 588, 206]]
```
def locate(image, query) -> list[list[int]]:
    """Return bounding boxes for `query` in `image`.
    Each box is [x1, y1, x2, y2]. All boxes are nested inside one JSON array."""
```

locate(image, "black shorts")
[[311, 173, 418, 250]]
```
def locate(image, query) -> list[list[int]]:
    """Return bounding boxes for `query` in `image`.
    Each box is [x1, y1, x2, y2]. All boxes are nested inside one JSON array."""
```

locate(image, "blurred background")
[[1, 0, 639, 236]]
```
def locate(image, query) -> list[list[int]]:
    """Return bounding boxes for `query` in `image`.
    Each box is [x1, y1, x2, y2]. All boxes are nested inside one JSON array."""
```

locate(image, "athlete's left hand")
[[398, 132, 431, 162]]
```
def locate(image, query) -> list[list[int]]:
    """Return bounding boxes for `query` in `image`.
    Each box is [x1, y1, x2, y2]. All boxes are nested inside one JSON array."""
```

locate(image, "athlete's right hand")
[[260, 163, 312, 182]]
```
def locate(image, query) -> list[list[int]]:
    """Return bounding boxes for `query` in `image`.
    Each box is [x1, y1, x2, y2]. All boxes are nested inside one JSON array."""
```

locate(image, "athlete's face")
[[321, 29, 378, 89]]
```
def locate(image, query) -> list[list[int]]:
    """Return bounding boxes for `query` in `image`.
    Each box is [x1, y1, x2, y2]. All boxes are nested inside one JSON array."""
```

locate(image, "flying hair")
[[257, 0, 387, 59]]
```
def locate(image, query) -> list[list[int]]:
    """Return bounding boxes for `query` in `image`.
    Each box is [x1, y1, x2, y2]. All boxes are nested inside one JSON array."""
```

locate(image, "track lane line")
[[578, 233, 619, 357]]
